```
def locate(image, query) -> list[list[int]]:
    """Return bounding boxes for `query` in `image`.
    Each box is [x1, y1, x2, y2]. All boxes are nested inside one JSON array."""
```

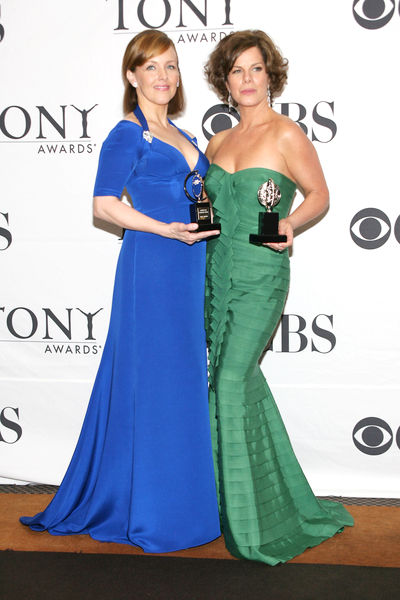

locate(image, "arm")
[[266, 124, 329, 251], [93, 123, 218, 245], [93, 195, 213, 244]]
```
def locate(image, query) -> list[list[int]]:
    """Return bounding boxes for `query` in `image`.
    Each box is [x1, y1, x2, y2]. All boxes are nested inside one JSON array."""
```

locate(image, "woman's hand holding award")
[[249, 178, 287, 245]]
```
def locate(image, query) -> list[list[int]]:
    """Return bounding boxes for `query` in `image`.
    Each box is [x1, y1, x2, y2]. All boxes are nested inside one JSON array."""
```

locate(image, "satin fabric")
[[20, 120, 220, 553], [204, 165, 353, 564]]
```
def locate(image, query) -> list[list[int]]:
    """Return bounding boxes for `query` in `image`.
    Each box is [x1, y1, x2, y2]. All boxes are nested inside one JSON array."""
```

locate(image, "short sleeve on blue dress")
[[93, 121, 142, 197]]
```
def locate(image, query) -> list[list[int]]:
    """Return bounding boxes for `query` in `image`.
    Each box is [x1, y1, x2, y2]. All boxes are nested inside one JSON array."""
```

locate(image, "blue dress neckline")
[[131, 105, 200, 172]]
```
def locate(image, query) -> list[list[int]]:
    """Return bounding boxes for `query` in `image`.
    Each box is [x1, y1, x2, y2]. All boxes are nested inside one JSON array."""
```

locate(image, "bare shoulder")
[[273, 112, 309, 149], [206, 128, 233, 160]]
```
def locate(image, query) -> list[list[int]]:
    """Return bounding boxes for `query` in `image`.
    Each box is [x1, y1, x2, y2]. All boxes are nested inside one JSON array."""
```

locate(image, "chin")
[[149, 93, 174, 105], [236, 98, 260, 108], [237, 96, 266, 108]]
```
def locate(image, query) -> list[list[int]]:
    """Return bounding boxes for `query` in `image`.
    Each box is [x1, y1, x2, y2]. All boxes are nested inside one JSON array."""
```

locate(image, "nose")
[[243, 70, 252, 83]]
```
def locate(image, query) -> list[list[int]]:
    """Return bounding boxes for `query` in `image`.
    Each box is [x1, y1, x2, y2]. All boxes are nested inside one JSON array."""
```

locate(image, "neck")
[[137, 97, 169, 128], [237, 98, 273, 130]]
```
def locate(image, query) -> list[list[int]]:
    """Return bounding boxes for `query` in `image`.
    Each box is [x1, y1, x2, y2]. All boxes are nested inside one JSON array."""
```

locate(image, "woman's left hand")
[[263, 218, 293, 252]]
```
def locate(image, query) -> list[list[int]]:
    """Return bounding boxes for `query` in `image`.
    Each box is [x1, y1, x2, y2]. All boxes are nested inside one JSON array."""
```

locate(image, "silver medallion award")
[[249, 179, 287, 244], [184, 170, 221, 232]]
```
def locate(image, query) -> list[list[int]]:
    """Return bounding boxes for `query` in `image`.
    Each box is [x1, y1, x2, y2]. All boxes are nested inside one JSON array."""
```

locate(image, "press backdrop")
[[1, 0, 399, 496]]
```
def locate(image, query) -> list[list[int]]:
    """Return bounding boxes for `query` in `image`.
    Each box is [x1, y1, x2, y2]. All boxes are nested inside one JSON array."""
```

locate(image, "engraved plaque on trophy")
[[249, 178, 287, 245], [184, 170, 221, 232]]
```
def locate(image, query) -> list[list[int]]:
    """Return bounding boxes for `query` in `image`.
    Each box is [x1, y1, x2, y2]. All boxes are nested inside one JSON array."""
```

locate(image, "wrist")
[[284, 216, 295, 230], [152, 221, 169, 238]]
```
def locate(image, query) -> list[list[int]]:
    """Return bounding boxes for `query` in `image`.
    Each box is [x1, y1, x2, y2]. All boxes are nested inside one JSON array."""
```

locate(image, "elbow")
[[316, 184, 329, 216], [93, 196, 110, 221], [93, 197, 101, 219], [323, 189, 330, 213]]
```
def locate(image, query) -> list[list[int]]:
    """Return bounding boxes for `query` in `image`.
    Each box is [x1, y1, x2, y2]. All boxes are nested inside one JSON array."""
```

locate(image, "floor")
[[1, 488, 399, 567]]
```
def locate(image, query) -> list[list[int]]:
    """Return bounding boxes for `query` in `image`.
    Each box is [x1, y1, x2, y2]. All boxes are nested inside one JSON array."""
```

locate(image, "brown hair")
[[204, 30, 288, 106], [122, 30, 184, 116]]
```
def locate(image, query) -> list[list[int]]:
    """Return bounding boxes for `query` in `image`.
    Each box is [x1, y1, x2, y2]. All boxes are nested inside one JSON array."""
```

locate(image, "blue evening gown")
[[20, 107, 221, 553]]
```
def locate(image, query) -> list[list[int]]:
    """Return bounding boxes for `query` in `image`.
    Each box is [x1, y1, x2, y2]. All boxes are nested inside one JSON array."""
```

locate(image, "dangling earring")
[[177, 80, 180, 87], [228, 92, 232, 112], [267, 86, 272, 107]]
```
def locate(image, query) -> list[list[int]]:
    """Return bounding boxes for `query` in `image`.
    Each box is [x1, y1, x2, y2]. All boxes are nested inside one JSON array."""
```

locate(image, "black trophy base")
[[193, 222, 221, 232], [249, 233, 287, 245], [249, 212, 286, 245], [190, 203, 221, 232]]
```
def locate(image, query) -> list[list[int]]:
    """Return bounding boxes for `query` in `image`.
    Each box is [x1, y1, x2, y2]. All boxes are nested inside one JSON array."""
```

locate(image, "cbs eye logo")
[[353, 0, 399, 29], [353, 417, 400, 455], [202, 104, 240, 141], [350, 208, 400, 249]]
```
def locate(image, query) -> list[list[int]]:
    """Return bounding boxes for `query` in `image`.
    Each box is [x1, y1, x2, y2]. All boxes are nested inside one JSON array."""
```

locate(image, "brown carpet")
[[1, 494, 399, 567]]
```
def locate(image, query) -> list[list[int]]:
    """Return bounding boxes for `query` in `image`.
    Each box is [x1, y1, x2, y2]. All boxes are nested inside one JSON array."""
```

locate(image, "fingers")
[[186, 230, 220, 245], [263, 236, 292, 251], [185, 223, 201, 232], [168, 222, 220, 245], [262, 219, 294, 251], [264, 236, 292, 251], [264, 243, 288, 252]]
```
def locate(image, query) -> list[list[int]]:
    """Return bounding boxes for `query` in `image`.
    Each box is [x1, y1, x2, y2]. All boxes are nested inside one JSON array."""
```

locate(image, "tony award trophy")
[[249, 178, 287, 245], [184, 170, 221, 232]]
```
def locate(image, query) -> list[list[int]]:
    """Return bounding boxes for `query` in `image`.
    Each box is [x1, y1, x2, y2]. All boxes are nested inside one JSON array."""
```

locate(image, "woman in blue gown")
[[20, 30, 221, 553]]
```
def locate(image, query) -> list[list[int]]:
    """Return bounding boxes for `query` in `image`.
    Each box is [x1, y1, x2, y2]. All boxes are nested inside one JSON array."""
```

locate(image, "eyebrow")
[[232, 61, 263, 68], [146, 59, 177, 65]]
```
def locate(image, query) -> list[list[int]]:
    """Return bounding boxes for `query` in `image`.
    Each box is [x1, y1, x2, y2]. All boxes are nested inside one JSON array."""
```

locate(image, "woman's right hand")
[[94, 196, 219, 244], [165, 222, 220, 245]]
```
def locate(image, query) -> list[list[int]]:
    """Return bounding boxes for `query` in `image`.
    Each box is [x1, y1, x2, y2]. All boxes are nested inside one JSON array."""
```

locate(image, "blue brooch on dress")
[[143, 130, 153, 144]]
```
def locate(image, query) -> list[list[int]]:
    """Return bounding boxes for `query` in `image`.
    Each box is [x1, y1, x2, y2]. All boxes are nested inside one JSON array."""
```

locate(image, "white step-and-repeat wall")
[[1, 1, 399, 496]]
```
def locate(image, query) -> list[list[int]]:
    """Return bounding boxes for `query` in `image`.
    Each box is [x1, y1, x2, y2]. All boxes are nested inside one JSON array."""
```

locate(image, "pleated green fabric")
[[204, 165, 353, 565]]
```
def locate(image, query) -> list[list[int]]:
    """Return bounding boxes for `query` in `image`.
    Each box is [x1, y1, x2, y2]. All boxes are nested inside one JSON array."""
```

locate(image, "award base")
[[190, 203, 221, 232], [249, 233, 287, 244], [249, 212, 286, 245], [195, 222, 222, 232]]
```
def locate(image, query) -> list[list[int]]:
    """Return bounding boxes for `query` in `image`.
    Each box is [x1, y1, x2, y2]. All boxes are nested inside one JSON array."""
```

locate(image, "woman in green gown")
[[204, 30, 353, 565]]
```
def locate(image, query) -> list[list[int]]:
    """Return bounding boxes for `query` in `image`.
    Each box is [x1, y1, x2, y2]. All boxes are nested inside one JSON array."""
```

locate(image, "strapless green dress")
[[204, 165, 353, 565]]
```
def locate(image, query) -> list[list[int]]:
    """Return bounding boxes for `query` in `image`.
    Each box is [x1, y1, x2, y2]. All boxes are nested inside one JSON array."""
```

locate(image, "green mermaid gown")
[[204, 165, 353, 565]]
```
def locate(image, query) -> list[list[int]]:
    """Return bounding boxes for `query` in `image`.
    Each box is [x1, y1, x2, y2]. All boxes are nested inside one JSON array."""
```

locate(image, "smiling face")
[[126, 46, 180, 108], [226, 46, 270, 109]]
